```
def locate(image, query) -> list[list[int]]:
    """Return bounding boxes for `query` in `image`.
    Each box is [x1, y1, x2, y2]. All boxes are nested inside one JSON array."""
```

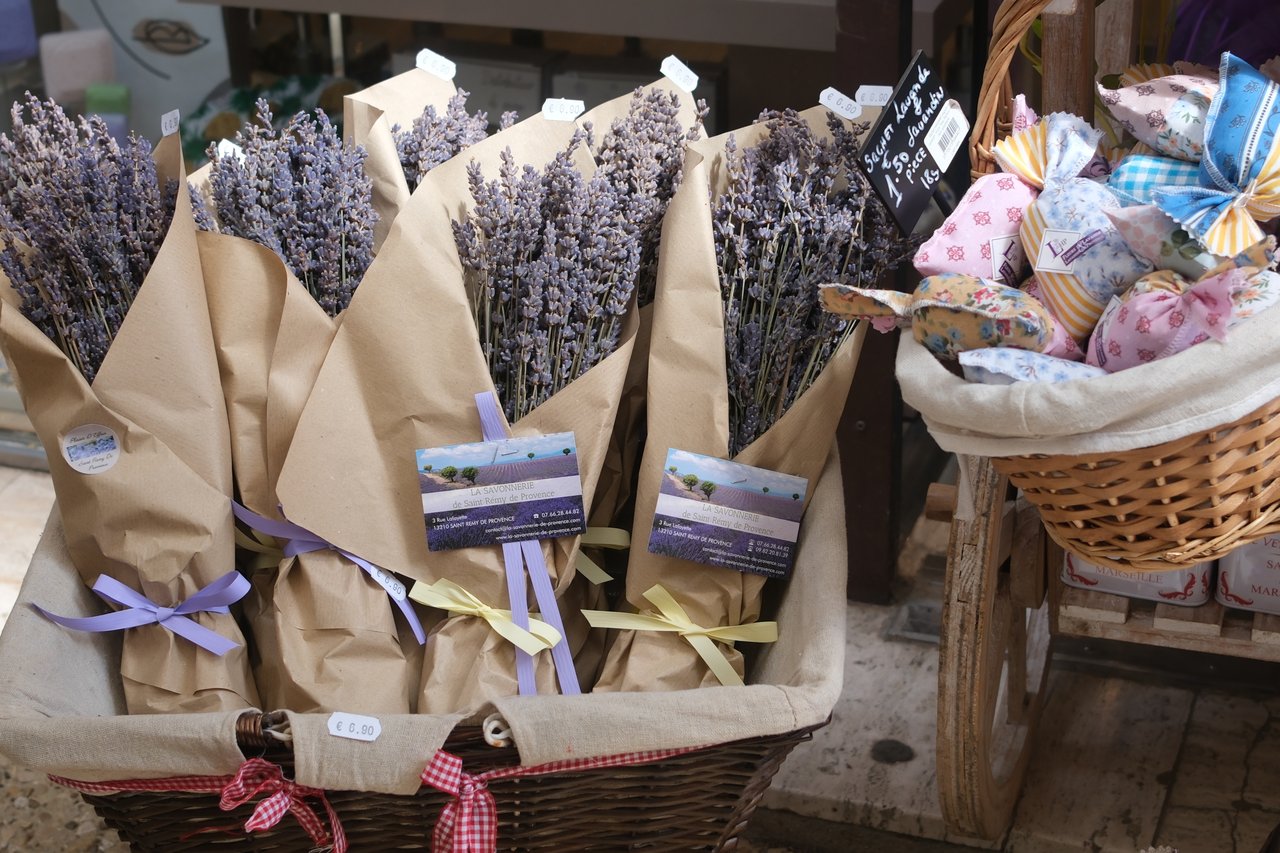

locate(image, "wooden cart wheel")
[[935, 454, 1053, 840]]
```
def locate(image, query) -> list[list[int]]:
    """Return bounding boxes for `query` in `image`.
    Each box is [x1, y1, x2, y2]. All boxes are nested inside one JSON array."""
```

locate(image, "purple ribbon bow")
[[33, 571, 250, 656], [230, 502, 426, 645], [475, 391, 580, 697]]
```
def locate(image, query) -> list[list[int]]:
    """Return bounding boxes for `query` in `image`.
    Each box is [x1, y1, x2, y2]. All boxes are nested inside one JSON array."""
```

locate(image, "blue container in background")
[[0, 0, 38, 66]]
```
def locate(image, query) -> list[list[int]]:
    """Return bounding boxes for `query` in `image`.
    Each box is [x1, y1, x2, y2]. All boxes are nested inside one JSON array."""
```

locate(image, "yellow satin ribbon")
[[581, 584, 778, 688], [575, 527, 630, 584], [408, 578, 561, 656], [1203, 141, 1280, 257], [234, 527, 282, 571]]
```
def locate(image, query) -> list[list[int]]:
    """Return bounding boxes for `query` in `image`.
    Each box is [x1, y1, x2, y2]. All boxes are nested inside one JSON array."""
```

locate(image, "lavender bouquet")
[[344, 66, 489, 249], [394, 89, 515, 193], [718, 110, 918, 455], [188, 99, 422, 714], [595, 105, 915, 693], [0, 94, 259, 713], [272, 82, 703, 715]]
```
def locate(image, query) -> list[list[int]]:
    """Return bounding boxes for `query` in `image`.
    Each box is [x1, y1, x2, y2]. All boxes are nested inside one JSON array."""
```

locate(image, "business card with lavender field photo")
[[417, 432, 586, 551], [648, 449, 808, 579]]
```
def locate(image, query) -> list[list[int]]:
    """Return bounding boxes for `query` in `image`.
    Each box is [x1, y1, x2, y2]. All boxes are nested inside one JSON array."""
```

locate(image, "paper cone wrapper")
[[0, 135, 257, 713], [594, 108, 870, 692], [344, 67, 458, 250], [279, 83, 699, 714], [195, 223, 411, 713]]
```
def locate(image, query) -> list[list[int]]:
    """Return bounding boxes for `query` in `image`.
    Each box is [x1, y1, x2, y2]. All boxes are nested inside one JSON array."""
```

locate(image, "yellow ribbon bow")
[[581, 584, 778, 687], [409, 579, 562, 656], [1202, 140, 1280, 257], [234, 528, 282, 571], [575, 527, 631, 584]]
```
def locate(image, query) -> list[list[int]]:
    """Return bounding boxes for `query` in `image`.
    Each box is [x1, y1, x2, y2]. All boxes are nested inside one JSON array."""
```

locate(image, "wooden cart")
[[929, 0, 1280, 839]]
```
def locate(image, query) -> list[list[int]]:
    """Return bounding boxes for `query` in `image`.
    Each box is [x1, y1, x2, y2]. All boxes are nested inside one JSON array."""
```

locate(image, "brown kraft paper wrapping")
[[195, 226, 411, 714], [594, 107, 871, 692], [0, 135, 258, 713], [343, 67, 458, 250], [277, 85, 694, 715]]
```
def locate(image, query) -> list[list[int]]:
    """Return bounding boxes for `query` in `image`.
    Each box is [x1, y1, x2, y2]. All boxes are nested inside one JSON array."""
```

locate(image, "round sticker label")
[[61, 424, 120, 474]]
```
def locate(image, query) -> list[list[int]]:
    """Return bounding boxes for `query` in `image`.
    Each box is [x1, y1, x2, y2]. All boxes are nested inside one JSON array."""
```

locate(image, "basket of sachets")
[[824, 48, 1280, 574]]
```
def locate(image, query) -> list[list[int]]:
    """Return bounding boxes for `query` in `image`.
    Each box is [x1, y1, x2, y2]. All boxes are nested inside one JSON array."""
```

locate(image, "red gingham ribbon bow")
[[421, 751, 497, 852], [220, 758, 346, 852], [51, 758, 346, 852], [420, 745, 710, 853]]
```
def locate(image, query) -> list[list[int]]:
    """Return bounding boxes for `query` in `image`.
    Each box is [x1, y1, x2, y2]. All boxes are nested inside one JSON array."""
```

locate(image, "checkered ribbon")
[[50, 758, 346, 852], [420, 745, 707, 852]]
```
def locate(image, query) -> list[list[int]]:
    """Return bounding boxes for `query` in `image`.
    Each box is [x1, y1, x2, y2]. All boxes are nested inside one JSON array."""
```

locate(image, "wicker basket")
[[968, 0, 1280, 572], [79, 712, 812, 851]]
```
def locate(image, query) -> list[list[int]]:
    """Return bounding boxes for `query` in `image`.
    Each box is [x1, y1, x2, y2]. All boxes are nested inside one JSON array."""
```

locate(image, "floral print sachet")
[[959, 347, 1106, 385], [913, 171, 1035, 285], [822, 273, 1060, 359], [1097, 73, 1217, 161], [994, 113, 1153, 341], [1156, 53, 1280, 258]]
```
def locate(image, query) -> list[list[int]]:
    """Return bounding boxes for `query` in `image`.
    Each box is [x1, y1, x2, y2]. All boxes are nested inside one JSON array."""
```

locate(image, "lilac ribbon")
[[33, 571, 250, 656], [475, 391, 581, 696], [230, 502, 426, 645]]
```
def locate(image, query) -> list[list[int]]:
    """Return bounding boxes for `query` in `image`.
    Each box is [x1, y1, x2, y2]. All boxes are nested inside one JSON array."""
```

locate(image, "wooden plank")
[[1093, 0, 1137, 76], [1252, 613, 1280, 645], [1055, 577, 1280, 662], [1042, 0, 1096, 120], [1059, 585, 1130, 624], [1152, 600, 1225, 637], [1009, 500, 1046, 610], [925, 482, 957, 524]]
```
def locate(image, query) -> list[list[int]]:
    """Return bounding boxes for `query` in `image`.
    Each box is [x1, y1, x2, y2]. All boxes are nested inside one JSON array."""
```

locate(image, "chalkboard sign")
[[858, 51, 968, 234]]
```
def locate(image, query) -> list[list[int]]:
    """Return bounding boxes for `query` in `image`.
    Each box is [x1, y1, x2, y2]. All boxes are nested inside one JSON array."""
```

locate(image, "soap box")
[[1216, 535, 1280, 616], [1061, 552, 1213, 606]]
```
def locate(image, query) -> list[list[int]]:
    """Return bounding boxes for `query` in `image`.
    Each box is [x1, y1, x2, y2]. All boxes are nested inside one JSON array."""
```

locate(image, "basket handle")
[[969, 0, 1053, 179]]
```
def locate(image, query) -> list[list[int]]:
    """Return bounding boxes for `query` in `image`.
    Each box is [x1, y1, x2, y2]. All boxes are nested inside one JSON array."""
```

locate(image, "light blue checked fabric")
[[1108, 153, 1201, 206]]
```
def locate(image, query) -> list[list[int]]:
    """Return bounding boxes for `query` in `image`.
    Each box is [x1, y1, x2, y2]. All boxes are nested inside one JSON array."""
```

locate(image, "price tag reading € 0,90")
[[819, 87, 862, 120], [328, 712, 382, 743], [416, 48, 457, 81], [542, 98, 585, 122]]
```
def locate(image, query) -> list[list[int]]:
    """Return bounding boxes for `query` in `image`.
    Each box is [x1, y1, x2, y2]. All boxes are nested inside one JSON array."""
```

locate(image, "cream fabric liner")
[[896, 302, 1280, 458], [0, 449, 846, 794]]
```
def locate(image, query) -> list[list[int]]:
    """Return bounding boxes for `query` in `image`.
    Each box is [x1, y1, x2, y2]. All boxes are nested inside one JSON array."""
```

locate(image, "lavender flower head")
[[716, 109, 920, 455], [454, 88, 705, 422], [0, 93, 176, 381], [194, 99, 376, 316], [392, 90, 515, 193]]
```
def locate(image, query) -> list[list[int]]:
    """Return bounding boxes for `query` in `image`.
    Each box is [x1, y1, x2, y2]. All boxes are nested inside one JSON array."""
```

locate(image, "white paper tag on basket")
[[923, 99, 968, 172], [368, 566, 407, 601], [661, 55, 699, 93], [542, 98, 585, 122], [855, 85, 893, 107], [160, 109, 181, 137], [416, 48, 457, 81], [819, 87, 862, 120], [328, 712, 381, 742]]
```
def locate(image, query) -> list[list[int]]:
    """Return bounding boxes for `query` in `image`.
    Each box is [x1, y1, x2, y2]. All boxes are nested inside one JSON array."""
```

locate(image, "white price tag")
[[369, 566, 407, 602], [660, 55, 699, 93], [416, 48, 457, 81], [819, 87, 862, 120], [160, 109, 181, 137], [327, 712, 381, 742], [216, 139, 245, 163], [923, 99, 968, 172], [542, 98, 585, 122], [855, 85, 893, 107]]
